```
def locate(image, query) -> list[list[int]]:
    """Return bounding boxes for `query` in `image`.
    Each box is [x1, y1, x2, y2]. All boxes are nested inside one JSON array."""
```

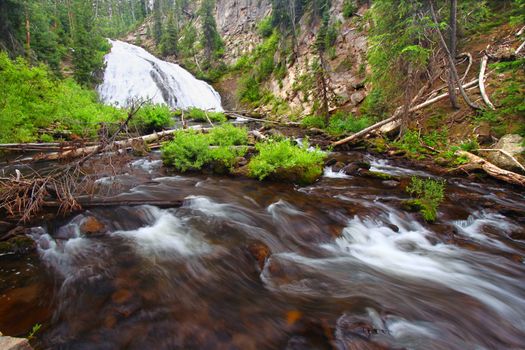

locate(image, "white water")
[[97, 40, 223, 111], [261, 208, 525, 327]]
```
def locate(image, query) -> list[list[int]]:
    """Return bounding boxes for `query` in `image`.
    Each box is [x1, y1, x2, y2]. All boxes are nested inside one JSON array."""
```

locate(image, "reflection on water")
[[1, 153, 524, 349]]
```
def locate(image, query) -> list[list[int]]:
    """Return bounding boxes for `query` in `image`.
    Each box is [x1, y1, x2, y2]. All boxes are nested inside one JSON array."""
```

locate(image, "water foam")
[[98, 40, 223, 111]]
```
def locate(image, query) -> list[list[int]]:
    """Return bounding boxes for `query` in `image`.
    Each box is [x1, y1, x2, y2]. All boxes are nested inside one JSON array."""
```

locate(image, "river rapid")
[[1, 151, 524, 350]]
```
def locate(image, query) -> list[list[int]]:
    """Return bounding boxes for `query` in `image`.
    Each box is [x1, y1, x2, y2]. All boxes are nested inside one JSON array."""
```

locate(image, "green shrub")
[[343, 0, 357, 18], [131, 104, 173, 133], [394, 130, 426, 157], [459, 138, 479, 152], [301, 115, 326, 129], [0, 53, 125, 143], [326, 112, 371, 136], [161, 124, 248, 172], [405, 177, 446, 222], [161, 130, 212, 171], [208, 123, 248, 146], [248, 139, 326, 184], [186, 107, 227, 123], [257, 17, 273, 38], [238, 75, 262, 103]]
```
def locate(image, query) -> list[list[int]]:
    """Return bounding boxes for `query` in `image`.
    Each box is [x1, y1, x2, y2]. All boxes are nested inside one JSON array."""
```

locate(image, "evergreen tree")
[[71, 0, 108, 86], [153, 0, 162, 44], [199, 0, 222, 64], [160, 12, 178, 56]]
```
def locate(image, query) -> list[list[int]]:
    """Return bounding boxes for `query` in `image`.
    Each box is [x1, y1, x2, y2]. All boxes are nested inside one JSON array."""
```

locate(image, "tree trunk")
[[429, 0, 479, 110], [318, 54, 330, 124], [332, 78, 480, 147], [24, 4, 31, 59], [447, 0, 459, 109]]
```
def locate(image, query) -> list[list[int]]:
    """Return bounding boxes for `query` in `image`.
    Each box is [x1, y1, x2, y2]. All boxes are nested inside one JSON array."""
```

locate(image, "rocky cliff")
[[215, 0, 369, 115], [124, 0, 370, 116]]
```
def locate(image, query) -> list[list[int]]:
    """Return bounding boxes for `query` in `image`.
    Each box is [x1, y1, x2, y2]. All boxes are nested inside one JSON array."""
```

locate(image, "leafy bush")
[[405, 177, 446, 222], [130, 104, 173, 133], [343, 0, 357, 18], [208, 123, 249, 146], [161, 124, 248, 172], [459, 138, 479, 152], [238, 75, 263, 103], [301, 115, 326, 129], [0, 53, 125, 143], [394, 130, 426, 157], [326, 112, 371, 136], [248, 139, 326, 184], [162, 130, 211, 171], [186, 107, 227, 123], [257, 17, 273, 38]]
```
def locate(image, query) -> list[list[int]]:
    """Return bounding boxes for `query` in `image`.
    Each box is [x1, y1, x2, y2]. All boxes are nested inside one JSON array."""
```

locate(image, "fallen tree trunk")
[[479, 55, 495, 110], [452, 151, 525, 187], [225, 111, 300, 126], [477, 148, 525, 173], [42, 198, 184, 209], [16, 129, 180, 163], [332, 79, 479, 147]]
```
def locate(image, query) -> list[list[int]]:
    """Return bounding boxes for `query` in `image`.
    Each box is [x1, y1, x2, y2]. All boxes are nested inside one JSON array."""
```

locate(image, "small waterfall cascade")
[[97, 40, 223, 111]]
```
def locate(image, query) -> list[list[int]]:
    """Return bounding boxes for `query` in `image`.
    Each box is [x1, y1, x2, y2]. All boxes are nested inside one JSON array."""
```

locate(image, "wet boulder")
[[332, 162, 346, 172], [482, 134, 525, 174], [339, 160, 370, 176], [80, 216, 106, 236], [381, 180, 400, 188], [0, 332, 33, 350], [247, 242, 270, 270], [359, 170, 396, 181], [0, 235, 36, 256]]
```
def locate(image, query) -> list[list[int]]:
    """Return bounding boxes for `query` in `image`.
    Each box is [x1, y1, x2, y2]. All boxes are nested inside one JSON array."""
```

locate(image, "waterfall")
[[97, 40, 223, 111]]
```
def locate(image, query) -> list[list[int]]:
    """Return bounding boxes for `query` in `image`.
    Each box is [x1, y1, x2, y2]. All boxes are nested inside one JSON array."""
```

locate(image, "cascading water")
[[2, 153, 524, 349], [97, 40, 223, 111]]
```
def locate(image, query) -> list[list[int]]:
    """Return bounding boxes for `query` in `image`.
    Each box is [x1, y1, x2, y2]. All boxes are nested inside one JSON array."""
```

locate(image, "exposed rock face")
[[484, 134, 525, 174], [216, 0, 369, 115], [216, 0, 272, 63]]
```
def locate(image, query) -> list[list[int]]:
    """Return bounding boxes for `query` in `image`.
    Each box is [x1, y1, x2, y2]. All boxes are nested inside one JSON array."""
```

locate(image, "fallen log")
[[42, 198, 184, 209], [477, 148, 525, 173], [332, 79, 479, 147], [452, 151, 525, 187], [516, 40, 525, 55], [15, 129, 180, 163], [479, 55, 495, 110], [225, 111, 300, 126]]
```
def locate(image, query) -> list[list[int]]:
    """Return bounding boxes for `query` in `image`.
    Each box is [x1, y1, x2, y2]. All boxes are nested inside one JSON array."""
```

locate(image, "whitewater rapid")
[[97, 40, 223, 111]]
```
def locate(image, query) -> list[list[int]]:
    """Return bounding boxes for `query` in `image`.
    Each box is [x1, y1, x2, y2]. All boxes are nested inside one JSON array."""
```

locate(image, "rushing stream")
[[1, 152, 524, 349]]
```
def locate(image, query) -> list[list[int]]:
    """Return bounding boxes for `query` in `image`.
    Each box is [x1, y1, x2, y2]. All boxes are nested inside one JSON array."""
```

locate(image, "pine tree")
[[199, 0, 222, 64], [153, 0, 162, 44], [160, 12, 178, 56]]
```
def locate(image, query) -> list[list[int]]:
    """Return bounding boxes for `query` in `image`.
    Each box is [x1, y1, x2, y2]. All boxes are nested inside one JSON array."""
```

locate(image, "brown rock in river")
[[80, 216, 106, 236], [247, 242, 270, 269]]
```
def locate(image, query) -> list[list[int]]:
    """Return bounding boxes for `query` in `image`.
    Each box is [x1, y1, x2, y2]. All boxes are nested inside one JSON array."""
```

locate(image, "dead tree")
[[447, 0, 460, 109], [429, 0, 480, 110]]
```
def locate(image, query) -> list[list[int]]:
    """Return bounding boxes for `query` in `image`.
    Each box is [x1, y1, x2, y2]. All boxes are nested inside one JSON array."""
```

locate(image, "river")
[[1, 151, 524, 349]]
